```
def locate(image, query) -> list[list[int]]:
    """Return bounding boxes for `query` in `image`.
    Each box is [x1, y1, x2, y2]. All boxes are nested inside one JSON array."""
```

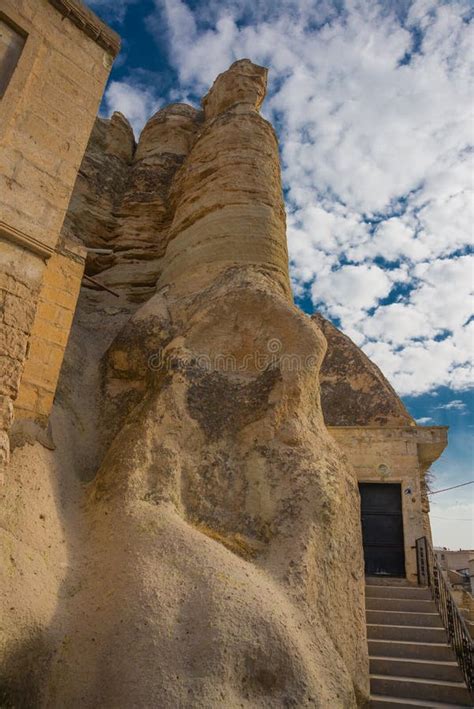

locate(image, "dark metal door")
[[359, 483, 405, 577]]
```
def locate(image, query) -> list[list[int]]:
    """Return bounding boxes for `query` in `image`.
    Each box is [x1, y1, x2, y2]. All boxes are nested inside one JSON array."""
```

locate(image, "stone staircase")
[[366, 577, 473, 708]]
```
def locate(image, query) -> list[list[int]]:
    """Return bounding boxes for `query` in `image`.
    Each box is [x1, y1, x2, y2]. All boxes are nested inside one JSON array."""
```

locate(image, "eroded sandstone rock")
[[2, 60, 369, 708], [63, 103, 202, 302]]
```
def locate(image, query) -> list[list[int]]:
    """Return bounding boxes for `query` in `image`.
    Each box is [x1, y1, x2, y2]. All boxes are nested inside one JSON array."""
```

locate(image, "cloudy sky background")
[[88, 0, 473, 548]]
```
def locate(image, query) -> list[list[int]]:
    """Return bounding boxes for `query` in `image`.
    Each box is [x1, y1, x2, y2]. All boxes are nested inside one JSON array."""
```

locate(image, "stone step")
[[370, 674, 472, 706], [366, 576, 414, 587], [366, 585, 432, 600], [370, 656, 463, 683], [370, 694, 468, 708], [367, 597, 437, 613], [367, 610, 443, 628], [367, 624, 448, 643], [368, 639, 454, 662]]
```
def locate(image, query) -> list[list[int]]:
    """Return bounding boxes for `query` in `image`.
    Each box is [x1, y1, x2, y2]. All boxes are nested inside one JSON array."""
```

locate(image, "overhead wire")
[[428, 480, 474, 496]]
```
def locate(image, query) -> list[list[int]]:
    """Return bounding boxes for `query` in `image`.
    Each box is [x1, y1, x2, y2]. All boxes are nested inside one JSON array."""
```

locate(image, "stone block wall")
[[328, 425, 447, 581], [0, 0, 117, 250], [0, 265, 38, 464], [0, 241, 45, 462], [14, 249, 85, 425], [0, 274, 36, 399], [0, 0, 119, 468]]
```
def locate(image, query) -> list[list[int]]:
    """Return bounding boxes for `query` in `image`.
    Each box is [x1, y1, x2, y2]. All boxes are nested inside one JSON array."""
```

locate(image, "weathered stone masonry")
[[315, 314, 447, 580], [0, 0, 119, 467]]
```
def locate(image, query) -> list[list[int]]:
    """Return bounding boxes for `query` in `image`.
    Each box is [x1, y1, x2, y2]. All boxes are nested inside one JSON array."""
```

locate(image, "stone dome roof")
[[313, 313, 414, 427]]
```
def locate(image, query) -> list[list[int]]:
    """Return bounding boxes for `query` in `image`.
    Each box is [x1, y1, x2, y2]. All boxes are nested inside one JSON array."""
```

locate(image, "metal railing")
[[416, 536, 474, 693]]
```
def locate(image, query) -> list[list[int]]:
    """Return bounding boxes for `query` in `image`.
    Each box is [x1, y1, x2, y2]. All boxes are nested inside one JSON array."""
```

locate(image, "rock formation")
[[62, 102, 202, 302], [314, 313, 415, 427], [1, 60, 369, 707]]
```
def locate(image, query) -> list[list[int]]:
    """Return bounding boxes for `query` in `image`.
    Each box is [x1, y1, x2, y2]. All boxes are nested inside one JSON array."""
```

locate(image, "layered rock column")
[[63, 105, 202, 302], [158, 61, 291, 300]]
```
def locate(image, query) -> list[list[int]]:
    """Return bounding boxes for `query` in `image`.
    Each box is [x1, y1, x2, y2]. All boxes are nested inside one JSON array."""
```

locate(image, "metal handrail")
[[416, 536, 474, 693]]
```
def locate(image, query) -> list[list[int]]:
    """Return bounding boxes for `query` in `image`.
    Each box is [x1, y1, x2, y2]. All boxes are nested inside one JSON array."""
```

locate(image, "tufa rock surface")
[[313, 314, 414, 427], [1, 60, 369, 707]]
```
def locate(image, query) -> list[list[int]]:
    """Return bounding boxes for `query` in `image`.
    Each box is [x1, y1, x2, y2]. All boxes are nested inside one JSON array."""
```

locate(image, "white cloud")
[[312, 263, 393, 312], [416, 417, 433, 424], [102, 80, 162, 137], [435, 399, 467, 411], [362, 303, 435, 344], [364, 329, 473, 396], [145, 0, 473, 396], [351, 255, 474, 394]]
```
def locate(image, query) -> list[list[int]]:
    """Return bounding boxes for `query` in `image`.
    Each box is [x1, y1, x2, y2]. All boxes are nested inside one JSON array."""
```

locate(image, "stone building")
[[434, 550, 474, 637], [436, 548, 474, 577], [0, 0, 119, 468], [315, 314, 447, 582]]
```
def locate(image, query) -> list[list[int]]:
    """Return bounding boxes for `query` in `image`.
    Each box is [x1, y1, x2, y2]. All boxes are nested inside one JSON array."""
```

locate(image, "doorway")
[[359, 482, 405, 577]]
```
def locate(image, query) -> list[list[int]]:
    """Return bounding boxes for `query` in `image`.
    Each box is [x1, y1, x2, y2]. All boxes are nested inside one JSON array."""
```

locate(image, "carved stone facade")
[[315, 314, 447, 580], [0, 0, 118, 466]]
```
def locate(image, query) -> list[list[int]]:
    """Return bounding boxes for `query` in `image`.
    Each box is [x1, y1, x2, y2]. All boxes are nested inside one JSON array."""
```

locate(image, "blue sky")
[[87, 0, 473, 548]]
